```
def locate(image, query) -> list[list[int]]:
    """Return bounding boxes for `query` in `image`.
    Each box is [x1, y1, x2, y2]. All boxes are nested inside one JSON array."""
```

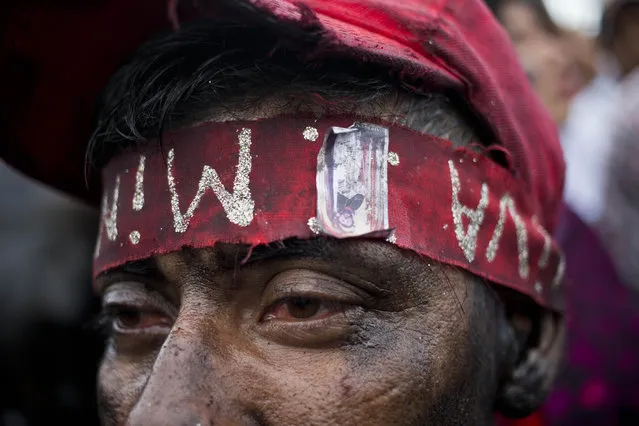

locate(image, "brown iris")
[[107, 306, 172, 332], [263, 297, 343, 322], [284, 297, 322, 319]]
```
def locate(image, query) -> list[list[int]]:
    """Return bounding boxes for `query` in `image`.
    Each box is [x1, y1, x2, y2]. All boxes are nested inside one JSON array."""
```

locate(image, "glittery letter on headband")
[[316, 123, 389, 237], [167, 128, 255, 233]]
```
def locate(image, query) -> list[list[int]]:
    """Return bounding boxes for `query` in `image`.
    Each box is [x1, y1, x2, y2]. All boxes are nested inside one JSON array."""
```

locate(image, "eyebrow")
[[230, 237, 337, 267], [98, 257, 163, 282], [99, 237, 337, 281]]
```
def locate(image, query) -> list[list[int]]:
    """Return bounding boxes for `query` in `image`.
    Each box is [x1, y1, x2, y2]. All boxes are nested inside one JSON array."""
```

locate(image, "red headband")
[[95, 117, 564, 311]]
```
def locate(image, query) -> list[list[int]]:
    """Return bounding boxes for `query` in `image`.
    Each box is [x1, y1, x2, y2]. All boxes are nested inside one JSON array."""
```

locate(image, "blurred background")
[[0, 166, 101, 425], [1, 0, 638, 425]]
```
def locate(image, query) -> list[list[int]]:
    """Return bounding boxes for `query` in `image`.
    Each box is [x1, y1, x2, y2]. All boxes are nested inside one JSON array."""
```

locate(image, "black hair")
[[88, 19, 483, 169]]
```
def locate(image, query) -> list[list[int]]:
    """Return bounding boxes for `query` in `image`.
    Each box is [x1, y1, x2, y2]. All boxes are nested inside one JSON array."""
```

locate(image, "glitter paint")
[[533, 216, 552, 268], [101, 175, 120, 242], [307, 217, 321, 234], [552, 255, 566, 288], [167, 128, 255, 233], [132, 155, 146, 211], [486, 194, 530, 279], [449, 160, 489, 263], [386, 230, 397, 244], [129, 230, 141, 245], [303, 126, 319, 141], [388, 151, 400, 166]]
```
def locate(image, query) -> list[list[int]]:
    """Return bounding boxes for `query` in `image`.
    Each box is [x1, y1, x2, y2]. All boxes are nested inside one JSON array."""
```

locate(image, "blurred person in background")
[[599, 1, 639, 292], [560, 0, 639, 226], [0, 163, 101, 425], [488, 0, 639, 424], [486, 0, 594, 125], [487, 0, 612, 225]]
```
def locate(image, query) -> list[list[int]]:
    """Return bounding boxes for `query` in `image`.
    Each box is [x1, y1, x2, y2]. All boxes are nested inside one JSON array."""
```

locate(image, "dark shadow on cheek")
[[342, 307, 491, 425], [342, 310, 431, 414], [97, 383, 120, 426], [467, 276, 525, 423], [245, 407, 273, 426]]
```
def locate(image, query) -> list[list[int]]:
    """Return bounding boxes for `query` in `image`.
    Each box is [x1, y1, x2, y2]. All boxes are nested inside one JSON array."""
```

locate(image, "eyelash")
[[261, 296, 347, 322], [92, 304, 134, 330], [87, 310, 117, 336]]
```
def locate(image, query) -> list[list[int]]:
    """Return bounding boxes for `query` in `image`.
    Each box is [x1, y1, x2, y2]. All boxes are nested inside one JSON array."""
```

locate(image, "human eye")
[[100, 304, 172, 334], [256, 269, 367, 347], [97, 282, 175, 353], [262, 296, 346, 322]]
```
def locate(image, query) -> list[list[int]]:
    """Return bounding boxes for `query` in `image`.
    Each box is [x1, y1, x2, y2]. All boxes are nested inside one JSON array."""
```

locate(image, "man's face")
[[97, 238, 502, 425]]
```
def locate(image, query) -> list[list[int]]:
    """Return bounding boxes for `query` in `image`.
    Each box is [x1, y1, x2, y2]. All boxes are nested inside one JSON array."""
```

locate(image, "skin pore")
[[91, 20, 563, 425]]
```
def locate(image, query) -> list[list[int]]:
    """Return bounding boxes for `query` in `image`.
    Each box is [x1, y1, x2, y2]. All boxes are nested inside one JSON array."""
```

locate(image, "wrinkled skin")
[[97, 238, 509, 425]]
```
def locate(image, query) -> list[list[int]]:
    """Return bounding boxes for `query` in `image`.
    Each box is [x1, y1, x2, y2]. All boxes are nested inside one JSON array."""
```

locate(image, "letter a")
[[449, 160, 489, 263]]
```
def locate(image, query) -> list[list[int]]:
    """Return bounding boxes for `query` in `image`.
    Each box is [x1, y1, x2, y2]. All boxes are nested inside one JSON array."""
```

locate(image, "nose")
[[125, 324, 244, 426]]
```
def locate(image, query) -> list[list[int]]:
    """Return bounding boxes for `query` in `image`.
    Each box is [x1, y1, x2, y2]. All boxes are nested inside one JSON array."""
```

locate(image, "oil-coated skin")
[[95, 236, 559, 425]]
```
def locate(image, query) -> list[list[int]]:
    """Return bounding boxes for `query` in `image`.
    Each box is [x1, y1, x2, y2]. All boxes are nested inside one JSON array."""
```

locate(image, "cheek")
[[97, 349, 155, 424], [230, 344, 352, 424], [339, 309, 475, 425]]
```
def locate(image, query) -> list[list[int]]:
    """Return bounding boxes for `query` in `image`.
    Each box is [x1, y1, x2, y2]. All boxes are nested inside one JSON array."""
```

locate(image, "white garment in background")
[[560, 56, 621, 224], [599, 66, 639, 290]]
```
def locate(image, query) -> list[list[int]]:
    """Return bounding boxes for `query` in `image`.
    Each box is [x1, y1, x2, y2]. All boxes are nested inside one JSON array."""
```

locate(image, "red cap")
[[0, 0, 564, 231]]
